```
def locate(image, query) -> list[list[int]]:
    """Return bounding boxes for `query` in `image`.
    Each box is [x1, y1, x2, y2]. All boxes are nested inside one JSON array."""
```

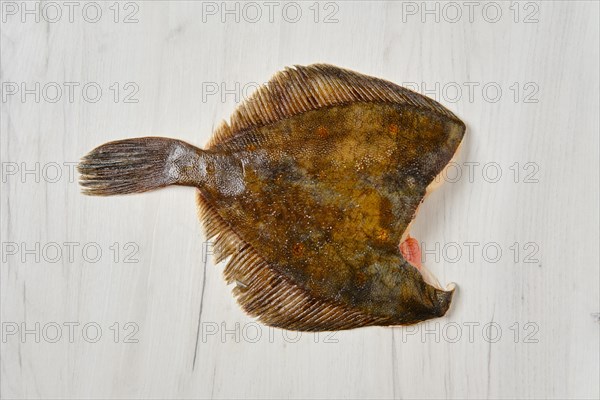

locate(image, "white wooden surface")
[[1, 1, 598, 399]]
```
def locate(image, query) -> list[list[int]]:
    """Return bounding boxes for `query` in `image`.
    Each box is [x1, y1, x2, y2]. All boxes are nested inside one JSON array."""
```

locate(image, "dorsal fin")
[[196, 191, 390, 331], [206, 63, 460, 149]]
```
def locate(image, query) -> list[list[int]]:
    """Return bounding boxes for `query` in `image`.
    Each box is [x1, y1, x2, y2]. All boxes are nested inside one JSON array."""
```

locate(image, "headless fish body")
[[78, 64, 465, 331]]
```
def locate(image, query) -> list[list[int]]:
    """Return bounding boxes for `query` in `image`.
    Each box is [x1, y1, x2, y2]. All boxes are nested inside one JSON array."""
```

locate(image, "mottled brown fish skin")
[[196, 102, 465, 325]]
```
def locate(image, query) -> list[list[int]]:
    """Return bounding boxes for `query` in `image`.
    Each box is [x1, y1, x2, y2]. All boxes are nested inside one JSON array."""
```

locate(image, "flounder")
[[78, 64, 465, 331]]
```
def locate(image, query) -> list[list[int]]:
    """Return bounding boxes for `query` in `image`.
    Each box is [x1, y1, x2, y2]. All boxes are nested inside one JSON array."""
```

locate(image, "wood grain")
[[1, 1, 598, 399]]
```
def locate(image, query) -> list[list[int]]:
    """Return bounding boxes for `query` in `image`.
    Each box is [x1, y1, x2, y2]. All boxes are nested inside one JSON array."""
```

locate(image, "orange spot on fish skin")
[[292, 242, 305, 257], [389, 123, 399, 134], [356, 271, 367, 285], [400, 235, 422, 269], [376, 229, 389, 241], [316, 126, 328, 138]]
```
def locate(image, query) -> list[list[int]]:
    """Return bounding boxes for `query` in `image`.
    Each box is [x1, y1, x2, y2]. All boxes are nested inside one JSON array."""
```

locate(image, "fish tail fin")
[[78, 137, 205, 196]]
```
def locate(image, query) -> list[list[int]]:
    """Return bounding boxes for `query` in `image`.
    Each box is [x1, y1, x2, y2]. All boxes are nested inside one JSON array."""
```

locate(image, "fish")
[[78, 64, 466, 331]]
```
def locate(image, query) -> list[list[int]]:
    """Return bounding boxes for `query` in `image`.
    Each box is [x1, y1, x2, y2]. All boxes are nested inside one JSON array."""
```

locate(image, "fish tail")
[[78, 137, 205, 196]]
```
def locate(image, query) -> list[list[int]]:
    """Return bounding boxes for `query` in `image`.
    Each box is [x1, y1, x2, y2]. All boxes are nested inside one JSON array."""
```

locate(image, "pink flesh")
[[399, 236, 422, 270]]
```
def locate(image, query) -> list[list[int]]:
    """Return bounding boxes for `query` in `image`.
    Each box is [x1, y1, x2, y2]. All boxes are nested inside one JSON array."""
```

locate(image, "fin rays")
[[207, 64, 461, 149]]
